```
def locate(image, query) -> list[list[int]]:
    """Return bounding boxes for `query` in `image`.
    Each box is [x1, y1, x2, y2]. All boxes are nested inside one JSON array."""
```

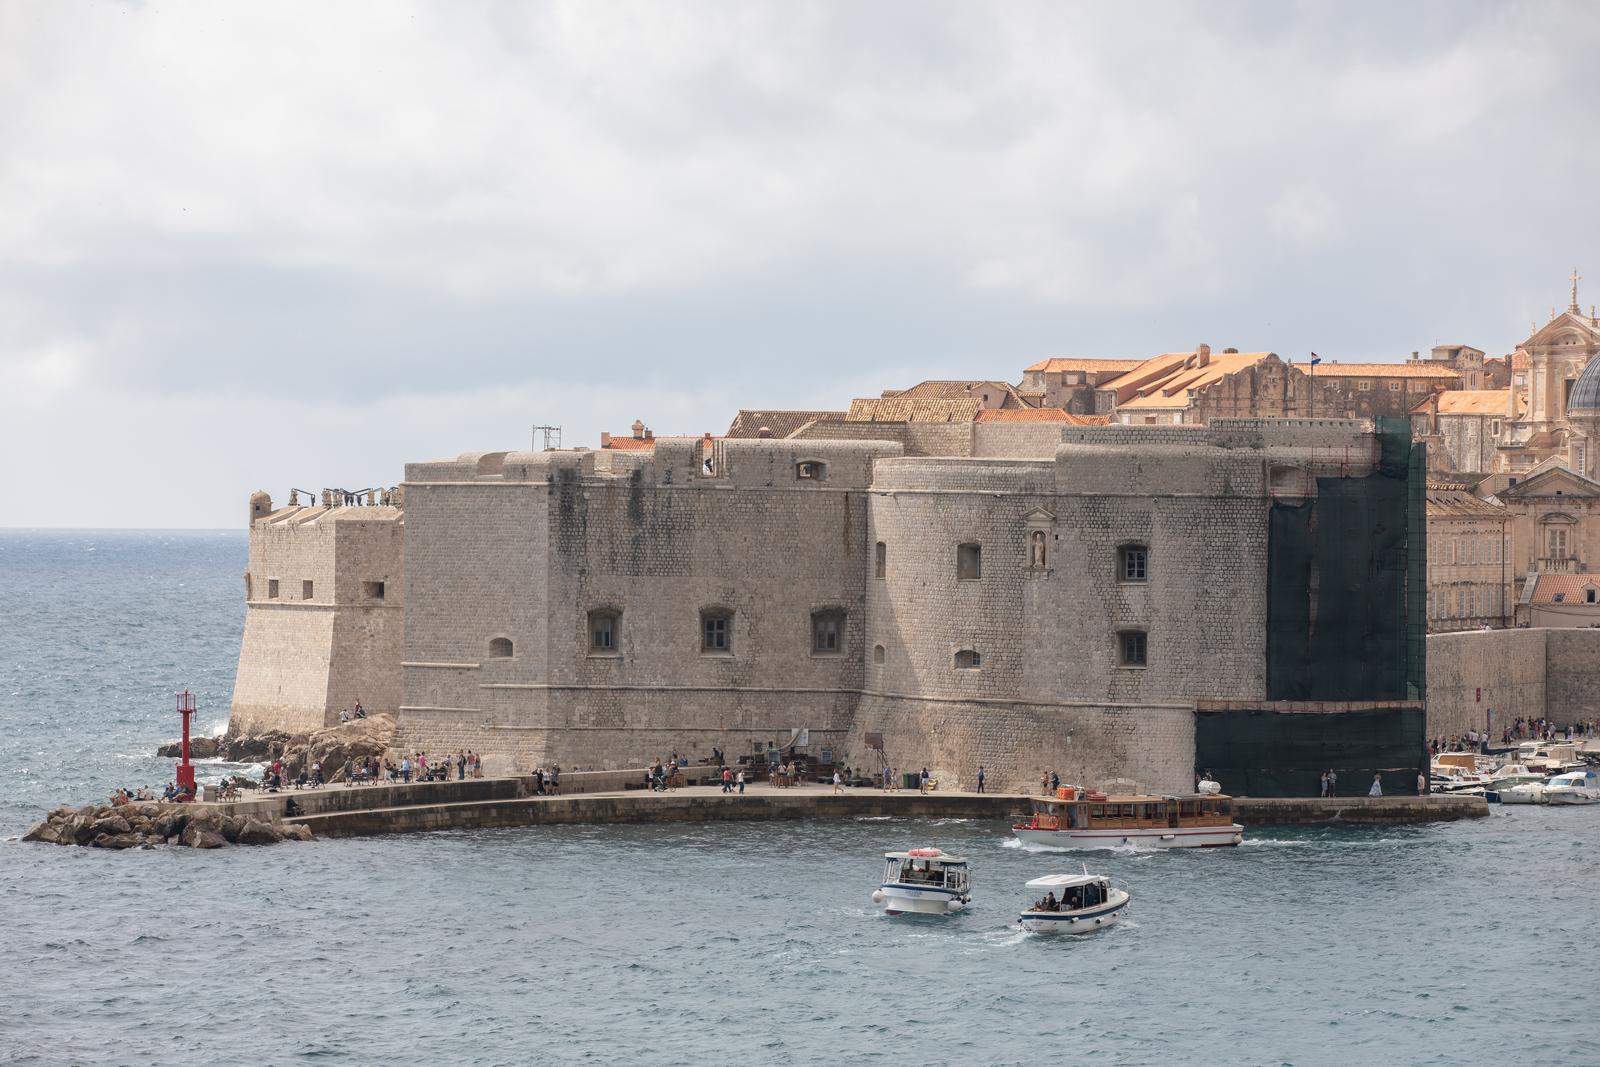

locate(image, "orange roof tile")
[[1307, 363, 1460, 378], [601, 435, 655, 451], [845, 397, 982, 422], [1410, 390, 1513, 415], [725, 410, 847, 438], [890, 380, 1031, 405], [1529, 574, 1600, 605], [1023, 357, 1147, 374], [1107, 351, 1277, 410]]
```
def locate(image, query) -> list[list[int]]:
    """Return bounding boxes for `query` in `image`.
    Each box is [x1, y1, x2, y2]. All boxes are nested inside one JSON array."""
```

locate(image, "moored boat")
[[1012, 788, 1243, 849], [1019, 872, 1129, 934], [872, 848, 971, 915], [1543, 769, 1600, 805]]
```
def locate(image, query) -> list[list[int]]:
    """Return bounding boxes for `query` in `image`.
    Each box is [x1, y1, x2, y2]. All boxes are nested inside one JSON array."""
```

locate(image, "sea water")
[[0, 530, 1594, 1066]]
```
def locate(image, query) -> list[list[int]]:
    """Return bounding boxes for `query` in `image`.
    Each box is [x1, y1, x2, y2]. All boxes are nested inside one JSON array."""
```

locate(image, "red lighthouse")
[[175, 690, 197, 798]]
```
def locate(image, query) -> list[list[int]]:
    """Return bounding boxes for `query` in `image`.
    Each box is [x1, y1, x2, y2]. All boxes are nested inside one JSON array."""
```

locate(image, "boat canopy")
[[1024, 873, 1107, 890], [883, 850, 967, 864]]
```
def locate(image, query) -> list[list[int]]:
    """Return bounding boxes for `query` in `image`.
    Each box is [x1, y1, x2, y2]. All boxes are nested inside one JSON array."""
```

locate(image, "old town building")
[[1425, 482, 1508, 631]]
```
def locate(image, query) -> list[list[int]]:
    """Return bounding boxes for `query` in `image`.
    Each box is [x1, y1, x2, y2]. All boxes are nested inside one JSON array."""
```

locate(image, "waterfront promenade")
[[193, 774, 1487, 838]]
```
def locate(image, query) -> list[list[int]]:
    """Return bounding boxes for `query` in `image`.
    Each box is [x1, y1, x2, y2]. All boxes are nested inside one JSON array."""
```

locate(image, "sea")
[[0, 529, 1594, 1066]]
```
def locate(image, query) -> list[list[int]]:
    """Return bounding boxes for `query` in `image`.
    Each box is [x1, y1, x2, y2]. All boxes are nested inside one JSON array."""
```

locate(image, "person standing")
[[1369, 773, 1383, 797], [736, 769, 746, 795], [976, 766, 985, 794], [721, 766, 733, 794], [1049, 769, 1060, 793], [833, 770, 843, 794], [919, 767, 930, 794], [1327, 768, 1337, 796], [1319, 770, 1329, 798], [1417, 772, 1427, 796]]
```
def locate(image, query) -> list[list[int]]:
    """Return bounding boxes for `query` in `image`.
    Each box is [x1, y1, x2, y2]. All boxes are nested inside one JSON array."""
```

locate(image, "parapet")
[[869, 455, 1055, 494]]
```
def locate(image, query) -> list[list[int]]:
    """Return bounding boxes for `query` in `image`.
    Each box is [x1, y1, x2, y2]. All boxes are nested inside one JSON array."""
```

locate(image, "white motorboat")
[[1019, 872, 1129, 934], [1543, 770, 1600, 805], [1013, 787, 1243, 849], [1496, 781, 1546, 805], [872, 848, 971, 915], [1487, 763, 1544, 789]]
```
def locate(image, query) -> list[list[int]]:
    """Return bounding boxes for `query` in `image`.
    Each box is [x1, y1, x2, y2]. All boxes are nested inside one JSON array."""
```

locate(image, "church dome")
[[1570, 354, 1600, 414]]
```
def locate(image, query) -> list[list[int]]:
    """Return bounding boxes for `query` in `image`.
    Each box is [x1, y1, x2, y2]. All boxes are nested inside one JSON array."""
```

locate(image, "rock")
[[68, 815, 97, 844], [152, 811, 188, 839], [235, 818, 282, 846], [180, 824, 228, 849], [87, 814, 131, 838], [21, 820, 51, 843], [156, 737, 221, 759], [279, 823, 314, 842], [219, 815, 246, 842], [91, 832, 145, 850]]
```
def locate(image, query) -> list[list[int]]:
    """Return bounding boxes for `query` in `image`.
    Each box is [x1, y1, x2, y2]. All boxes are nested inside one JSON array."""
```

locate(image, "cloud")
[[3, 1, 1600, 525]]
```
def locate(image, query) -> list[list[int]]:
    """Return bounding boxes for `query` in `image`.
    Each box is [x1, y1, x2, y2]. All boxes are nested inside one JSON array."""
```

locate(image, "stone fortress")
[[233, 413, 1428, 796]]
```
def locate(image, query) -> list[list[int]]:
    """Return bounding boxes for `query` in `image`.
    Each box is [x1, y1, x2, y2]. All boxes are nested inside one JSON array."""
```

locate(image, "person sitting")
[[1042, 891, 1058, 912]]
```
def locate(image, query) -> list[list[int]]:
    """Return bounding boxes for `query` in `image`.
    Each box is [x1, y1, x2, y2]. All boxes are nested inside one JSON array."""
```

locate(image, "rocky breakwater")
[[22, 803, 314, 850], [157, 714, 398, 781]]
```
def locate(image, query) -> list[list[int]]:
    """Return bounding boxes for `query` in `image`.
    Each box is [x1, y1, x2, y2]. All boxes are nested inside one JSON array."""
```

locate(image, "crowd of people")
[[1428, 719, 1596, 756]]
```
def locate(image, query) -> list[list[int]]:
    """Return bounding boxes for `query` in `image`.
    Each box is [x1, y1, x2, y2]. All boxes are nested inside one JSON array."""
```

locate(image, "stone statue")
[[1031, 530, 1047, 568]]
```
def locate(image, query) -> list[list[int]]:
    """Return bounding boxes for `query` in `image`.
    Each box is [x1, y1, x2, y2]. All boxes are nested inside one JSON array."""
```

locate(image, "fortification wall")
[[845, 694, 1195, 795], [231, 505, 404, 734], [1426, 627, 1600, 735]]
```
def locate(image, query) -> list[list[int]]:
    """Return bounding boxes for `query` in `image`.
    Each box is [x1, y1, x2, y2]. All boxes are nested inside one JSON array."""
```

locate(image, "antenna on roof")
[[532, 424, 562, 451]]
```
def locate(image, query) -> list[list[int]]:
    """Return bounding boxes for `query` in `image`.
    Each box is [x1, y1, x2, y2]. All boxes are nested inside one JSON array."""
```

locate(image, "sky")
[[5, 0, 1600, 528]]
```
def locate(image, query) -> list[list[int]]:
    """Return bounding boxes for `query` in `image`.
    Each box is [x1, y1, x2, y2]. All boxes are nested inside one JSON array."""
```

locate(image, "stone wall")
[[1424, 627, 1600, 735], [231, 506, 403, 734]]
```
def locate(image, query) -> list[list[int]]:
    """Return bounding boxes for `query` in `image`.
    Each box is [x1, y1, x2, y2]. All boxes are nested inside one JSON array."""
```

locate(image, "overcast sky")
[[5, 1, 1600, 528]]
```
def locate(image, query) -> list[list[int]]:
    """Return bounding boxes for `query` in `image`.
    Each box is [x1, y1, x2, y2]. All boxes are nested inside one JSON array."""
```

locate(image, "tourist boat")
[[1018, 871, 1129, 934], [1012, 787, 1243, 849], [871, 848, 971, 915], [1430, 763, 1493, 792], [1486, 763, 1544, 789], [1542, 769, 1600, 805]]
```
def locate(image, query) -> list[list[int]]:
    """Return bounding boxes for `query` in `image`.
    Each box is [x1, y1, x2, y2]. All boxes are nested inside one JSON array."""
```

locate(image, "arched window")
[[588, 609, 621, 654], [701, 608, 733, 654], [873, 644, 886, 664], [954, 649, 981, 669], [488, 637, 514, 658], [957, 542, 982, 580], [1118, 543, 1148, 582]]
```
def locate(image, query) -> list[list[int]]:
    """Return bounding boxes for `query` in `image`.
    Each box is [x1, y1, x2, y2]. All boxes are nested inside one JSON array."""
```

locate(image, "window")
[[1588, 588, 1597, 605], [1118, 630, 1147, 667], [1554, 592, 1566, 604], [957, 542, 982, 580], [267, 578, 280, 599], [1491, 420, 1501, 435], [875, 541, 887, 579], [701, 610, 732, 654], [244, 574, 253, 600], [488, 637, 513, 658], [1548, 526, 1570, 558], [873, 644, 886, 664], [302, 580, 314, 600], [954, 649, 981, 669], [1118, 544, 1148, 582], [811, 609, 844, 654], [1358, 380, 1372, 391], [1388, 380, 1401, 391], [589, 609, 620, 654], [796, 461, 825, 481], [363, 580, 386, 600]]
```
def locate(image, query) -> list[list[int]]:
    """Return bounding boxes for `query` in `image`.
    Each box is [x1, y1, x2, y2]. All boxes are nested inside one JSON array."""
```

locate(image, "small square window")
[[702, 612, 731, 653], [796, 461, 825, 481], [1358, 380, 1372, 391], [1118, 630, 1147, 667], [267, 578, 280, 599], [1118, 545, 1148, 582], [957, 542, 982, 580], [363, 580, 385, 600], [589, 610, 620, 653], [302, 580, 314, 600], [1388, 380, 1401, 391], [811, 610, 843, 654]]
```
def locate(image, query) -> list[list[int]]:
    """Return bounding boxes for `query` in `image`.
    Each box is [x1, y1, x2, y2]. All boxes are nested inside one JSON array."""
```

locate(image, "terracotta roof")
[[845, 397, 982, 422], [889, 380, 1032, 407], [1511, 350, 1530, 370], [975, 408, 1110, 425], [1023, 357, 1146, 374], [1105, 351, 1277, 410], [1528, 574, 1600, 606], [601, 435, 655, 451], [725, 410, 847, 439], [1424, 487, 1504, 518], [1308, 363, 1460, 378], [1410, 390, 1513, 416]]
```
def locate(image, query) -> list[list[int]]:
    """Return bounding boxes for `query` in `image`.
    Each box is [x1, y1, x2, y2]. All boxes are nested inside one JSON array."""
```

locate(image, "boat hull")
[[1012, 824, 1243, 849], [1543, 790, 1599, 805], [876, 883, 968, 915], [1020, 890, 1130, 934]]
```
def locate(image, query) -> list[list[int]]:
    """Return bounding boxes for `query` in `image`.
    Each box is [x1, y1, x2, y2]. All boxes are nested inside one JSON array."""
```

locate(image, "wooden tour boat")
[[1013, 786, 1243, 849]]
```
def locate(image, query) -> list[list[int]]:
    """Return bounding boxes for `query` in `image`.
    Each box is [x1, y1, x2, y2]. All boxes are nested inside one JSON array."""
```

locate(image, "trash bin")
[[200, 785, 217, 803], [902, 772, 920, 790]]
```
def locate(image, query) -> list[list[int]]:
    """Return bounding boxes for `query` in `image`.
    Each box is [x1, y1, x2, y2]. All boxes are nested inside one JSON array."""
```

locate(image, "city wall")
[[1426, 627, 1600, 736]]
